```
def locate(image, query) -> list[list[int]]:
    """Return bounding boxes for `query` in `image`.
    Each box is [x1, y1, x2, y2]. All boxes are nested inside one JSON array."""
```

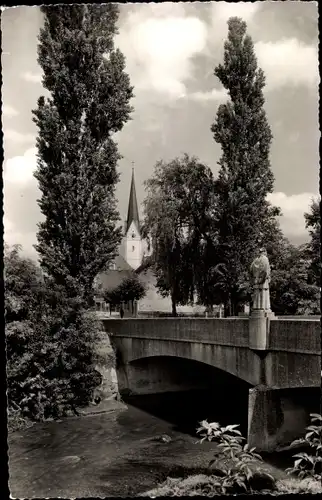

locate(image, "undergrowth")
[[143, 413, 322, 496]]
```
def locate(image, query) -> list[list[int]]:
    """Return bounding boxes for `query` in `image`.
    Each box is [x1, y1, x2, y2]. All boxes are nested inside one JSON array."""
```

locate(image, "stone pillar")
[[249, 307, 276, 350], [249, 310, 269, 350], [133, 300, 138, 317], [248, 386, 312, 452], [247, 386, 284, 452]]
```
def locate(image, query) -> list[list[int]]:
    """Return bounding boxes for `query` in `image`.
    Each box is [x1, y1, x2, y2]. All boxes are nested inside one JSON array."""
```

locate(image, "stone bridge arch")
[[111, 335, 261, 392]]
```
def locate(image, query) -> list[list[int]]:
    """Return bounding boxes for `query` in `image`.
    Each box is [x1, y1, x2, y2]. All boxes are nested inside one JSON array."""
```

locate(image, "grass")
[[276, 477, 322, 495], [142, 474, 322, 497], [7, 412, 35, 433]]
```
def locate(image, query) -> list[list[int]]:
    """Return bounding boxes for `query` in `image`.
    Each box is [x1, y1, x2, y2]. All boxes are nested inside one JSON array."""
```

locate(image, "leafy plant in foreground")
[[197, 420, 275, 494], [286, 413, 322, 481]]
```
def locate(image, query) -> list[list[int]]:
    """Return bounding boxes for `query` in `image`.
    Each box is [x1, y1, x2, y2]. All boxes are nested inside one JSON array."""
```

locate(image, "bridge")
[[101, 316, 321, 452]]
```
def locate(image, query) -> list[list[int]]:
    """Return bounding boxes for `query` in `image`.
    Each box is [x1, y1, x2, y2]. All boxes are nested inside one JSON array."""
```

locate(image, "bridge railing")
[[269, 319, 321, 354], [102, 317, 250, 347], [102, 316, 321, 354]]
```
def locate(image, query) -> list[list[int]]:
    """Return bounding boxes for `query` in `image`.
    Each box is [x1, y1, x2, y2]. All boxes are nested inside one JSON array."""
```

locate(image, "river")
[[9, 389, 299, 498]]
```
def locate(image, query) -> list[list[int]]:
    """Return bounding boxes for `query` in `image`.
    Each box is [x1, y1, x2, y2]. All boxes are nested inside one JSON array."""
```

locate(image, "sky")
[[2, 2, 320, 260]]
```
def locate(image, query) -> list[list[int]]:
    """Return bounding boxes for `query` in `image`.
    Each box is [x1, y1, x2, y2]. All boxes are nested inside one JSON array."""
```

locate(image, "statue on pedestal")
[[250, 248, 271, 312]]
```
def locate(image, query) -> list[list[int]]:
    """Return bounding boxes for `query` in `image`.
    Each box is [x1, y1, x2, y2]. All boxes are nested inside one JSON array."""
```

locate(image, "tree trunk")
[[224, 296, 232, 317], [171, 295, 177, 317]]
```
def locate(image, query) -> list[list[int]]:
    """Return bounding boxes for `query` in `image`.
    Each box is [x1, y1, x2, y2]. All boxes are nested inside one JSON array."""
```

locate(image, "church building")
[[119, 166, 144, 270], [95, 167, 203, 315]]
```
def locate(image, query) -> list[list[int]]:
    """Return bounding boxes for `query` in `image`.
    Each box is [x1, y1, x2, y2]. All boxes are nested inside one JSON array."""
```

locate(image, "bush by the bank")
[[5, 245, 102, 425], [7, 299, 102, 422]]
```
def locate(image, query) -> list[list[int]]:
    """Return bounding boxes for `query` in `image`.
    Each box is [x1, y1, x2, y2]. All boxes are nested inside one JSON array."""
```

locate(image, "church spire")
[[126, 163, 140, 234]]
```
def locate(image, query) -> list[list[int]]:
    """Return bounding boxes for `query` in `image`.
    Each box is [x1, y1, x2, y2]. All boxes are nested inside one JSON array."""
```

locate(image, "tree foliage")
[[4, 243, 44, 324], [304, 197, 321, 287], [142, 154, 216, 315], [32, 4, 133, 306], [270, 241, 320, 315], [5, 244, 102, 423], [104, 274, 146, 305], [210, 17, 280, 315]]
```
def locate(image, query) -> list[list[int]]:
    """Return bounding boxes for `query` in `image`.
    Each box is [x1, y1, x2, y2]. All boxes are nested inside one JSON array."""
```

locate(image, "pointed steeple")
[[126, 163, 140, 234]]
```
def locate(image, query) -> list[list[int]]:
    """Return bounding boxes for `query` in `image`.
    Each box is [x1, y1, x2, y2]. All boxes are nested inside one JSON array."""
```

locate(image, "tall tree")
[[210, 17, 280, 316], [142, 154, 216, 316], [304, 197, 321, 287], [32, 5, 133, 305]]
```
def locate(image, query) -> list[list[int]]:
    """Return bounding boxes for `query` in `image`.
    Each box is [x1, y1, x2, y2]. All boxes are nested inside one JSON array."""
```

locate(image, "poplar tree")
[[211, 17, 280, 316], [33, 5, 133, 305]]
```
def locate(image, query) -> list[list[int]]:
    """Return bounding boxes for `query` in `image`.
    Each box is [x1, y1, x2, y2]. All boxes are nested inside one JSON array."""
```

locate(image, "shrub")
[[285, 413, 322, 481], [7, 306, 102, 422], [5, 247, 103, 424], [196, 420, 276, 494]]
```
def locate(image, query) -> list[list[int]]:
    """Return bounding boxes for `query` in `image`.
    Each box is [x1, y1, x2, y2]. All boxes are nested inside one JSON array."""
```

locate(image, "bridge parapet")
[[103, 317, 321, 355], [103, 317, 250, 346], [268, 319, 320, 354]]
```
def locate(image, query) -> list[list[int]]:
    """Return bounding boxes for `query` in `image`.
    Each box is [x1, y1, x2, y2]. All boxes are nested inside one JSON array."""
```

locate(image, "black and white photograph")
[[2, 1, 321, 497]]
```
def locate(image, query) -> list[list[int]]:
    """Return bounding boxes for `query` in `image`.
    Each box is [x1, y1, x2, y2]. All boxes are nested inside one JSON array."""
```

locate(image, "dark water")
[[124, 388, 249, 437], [9, 389, 308, 498]]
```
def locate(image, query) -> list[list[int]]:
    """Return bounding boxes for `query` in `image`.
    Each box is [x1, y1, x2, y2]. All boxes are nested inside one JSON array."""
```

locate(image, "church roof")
[[126, 167, 140, 234], [96, 253, 134, 296], [135, 254, 154, 274], [96, 268, 133, 293], [114, 253, 133, 271]]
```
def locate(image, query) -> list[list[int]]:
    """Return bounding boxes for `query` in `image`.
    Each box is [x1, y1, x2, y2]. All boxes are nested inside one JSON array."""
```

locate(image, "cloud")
[[2, 105, 19, 118], [4, 129, 36, 145], [4, 147, 37, 185], [4, 216, 38, 260], [188, 87, 228, 102], [21, 70, 42, 83], [267, 191, 318, 239], [255, 39, 319, 90], [213, 2, 260, 23], [205, 4, 318, 92], [117, 7, 207, 98], [207, 2, 260, 48]]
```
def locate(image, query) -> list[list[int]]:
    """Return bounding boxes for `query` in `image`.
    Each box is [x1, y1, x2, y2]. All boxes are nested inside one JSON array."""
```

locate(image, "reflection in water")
[[123, 386, 250, 438]]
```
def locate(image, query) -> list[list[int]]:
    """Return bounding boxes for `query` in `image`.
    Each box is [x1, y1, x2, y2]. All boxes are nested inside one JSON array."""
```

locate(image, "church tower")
[[124, 165, 142, 270]]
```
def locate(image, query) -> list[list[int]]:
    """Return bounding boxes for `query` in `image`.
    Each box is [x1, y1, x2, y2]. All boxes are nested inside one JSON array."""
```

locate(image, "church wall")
[[125, 221, 142, 270], [138, 269, 172, 312], [138, 268, 205, 315]]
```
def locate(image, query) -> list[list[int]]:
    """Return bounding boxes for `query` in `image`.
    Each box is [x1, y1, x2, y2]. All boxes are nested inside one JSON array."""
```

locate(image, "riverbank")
[[8, 399, 320, 497]]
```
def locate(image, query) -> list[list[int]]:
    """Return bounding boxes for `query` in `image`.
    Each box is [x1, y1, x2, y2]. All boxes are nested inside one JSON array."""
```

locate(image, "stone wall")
[[93, 332, 119, 401]]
